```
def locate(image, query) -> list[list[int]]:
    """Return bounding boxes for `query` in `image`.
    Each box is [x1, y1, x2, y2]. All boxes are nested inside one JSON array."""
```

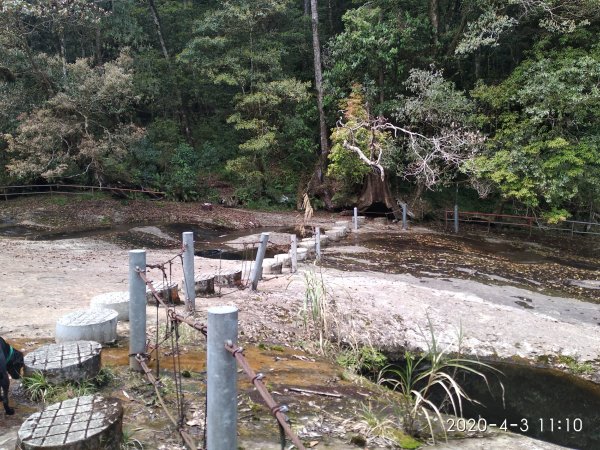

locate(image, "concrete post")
[[315, 227, 321, 262], [402, 203, 408, 230], [207, 306, 238, 450], [129, 249, 146, 371], [454, 204, 459, 233], [353, 207, 358, 231], [290, 234, 298, 273], [182, 231, 195, 311], [250, 232, 269, 290]]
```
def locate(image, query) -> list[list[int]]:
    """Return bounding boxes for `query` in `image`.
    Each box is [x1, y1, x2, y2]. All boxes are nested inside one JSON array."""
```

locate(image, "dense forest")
[[0, 0, 599, 221]]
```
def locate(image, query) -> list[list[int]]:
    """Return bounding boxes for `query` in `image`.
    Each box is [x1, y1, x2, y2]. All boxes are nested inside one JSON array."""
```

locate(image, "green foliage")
[[4, 51, 145, 184], [556, 355, 594, 375], [379, 320, 502, 441], [326, 1, 431, 106], [165, 143, 202, 201], [301, 268, 333, 353], [328, 86, 388, 188], [337, 345, 388, 377], [121, 427, 144, 450], [22, 367, 116, 404], [472, 43, 600, 214]]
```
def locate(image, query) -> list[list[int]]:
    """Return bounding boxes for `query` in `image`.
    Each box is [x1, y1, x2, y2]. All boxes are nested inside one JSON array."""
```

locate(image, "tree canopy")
[[0, 0, 598, 219]]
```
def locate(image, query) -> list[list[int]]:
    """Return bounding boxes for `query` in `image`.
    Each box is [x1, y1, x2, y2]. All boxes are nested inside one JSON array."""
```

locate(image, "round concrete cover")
[[57, 309, 118, 327], [17, 395, 123, 449], [56, 309, 118, 344], [90, 291, 129, 321], [24, 341, 102, 383]]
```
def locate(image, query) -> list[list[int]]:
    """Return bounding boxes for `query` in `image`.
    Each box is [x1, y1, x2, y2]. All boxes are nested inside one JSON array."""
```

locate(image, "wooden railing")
[[0, 183, 165, 200], [445, 209, 600, 236]]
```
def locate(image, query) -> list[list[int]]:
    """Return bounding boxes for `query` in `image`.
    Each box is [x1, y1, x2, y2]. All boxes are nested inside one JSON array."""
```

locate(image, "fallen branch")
[[288, 387, 343, 398]]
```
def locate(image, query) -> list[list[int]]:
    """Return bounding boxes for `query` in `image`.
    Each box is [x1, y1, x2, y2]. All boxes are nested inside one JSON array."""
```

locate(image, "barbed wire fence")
[[128, 231, 307, 450]]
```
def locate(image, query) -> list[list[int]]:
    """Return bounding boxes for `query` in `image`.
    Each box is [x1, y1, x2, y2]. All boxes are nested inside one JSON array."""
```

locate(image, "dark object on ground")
[[0, 336, 24, 415]]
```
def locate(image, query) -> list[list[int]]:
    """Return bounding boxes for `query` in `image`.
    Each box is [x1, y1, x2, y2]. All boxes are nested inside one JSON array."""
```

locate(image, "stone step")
[[90, 292, 129, 321], [24, 341, 102, 383], [215, 269, 242, 287], [274, 253, 291, 267], [193, 273, 215, 295], [262, 258, 283, 275], [56, 309, 118, 344], [291, 247, 308, 261], [17, 395, 123, 450], [146, 281, 181, 305], [331, 226, 348, 236], [298, 239, 316, 250], [334, 220, 351, 231], [324, 229, 342, 241]]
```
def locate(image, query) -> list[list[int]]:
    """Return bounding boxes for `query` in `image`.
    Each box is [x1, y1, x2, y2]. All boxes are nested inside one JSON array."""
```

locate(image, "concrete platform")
[[324, 229, 342, 241], [17, 395, 123, 450], [89, 291, 129, 321], [292, 248, 308, 261], [146, 281, 181, 305], [24, 341, 102, 383], [55, 309, 118, 344], [274, 253, 291, 268], [298, 239, 316, 251], [262, 258, 282, 275], [193, 273, 215, 295], [215, 269, 242, 287], [334, 220, 351, 230], [331, 226, 348, 236]]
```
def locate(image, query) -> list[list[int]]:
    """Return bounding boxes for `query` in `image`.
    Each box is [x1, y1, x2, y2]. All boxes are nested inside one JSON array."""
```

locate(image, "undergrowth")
[[22, 366, 116, 404]]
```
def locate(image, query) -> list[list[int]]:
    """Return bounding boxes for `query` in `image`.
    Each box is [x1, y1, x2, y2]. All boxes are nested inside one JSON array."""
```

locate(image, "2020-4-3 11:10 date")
[[446, 417, 583, 433]]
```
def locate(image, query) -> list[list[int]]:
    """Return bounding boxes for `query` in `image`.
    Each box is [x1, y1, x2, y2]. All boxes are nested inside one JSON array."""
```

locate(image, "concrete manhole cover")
[[17, 395, 123, 449], [24, 341, 102, 383]]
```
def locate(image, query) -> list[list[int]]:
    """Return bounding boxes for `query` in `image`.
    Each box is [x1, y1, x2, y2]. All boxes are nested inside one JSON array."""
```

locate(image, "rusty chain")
[[136, 355, 201, 450], [225, 342, 307, 450]]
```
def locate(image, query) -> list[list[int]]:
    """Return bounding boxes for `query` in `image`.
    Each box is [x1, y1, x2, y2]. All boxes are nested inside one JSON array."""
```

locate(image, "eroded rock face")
[[17, 395, 123, 450]]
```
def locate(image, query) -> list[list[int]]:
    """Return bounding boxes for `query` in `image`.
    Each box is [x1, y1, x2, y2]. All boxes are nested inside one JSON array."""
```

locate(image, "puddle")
[[459, 361, 600, 449], [382, 358, 600, 449]]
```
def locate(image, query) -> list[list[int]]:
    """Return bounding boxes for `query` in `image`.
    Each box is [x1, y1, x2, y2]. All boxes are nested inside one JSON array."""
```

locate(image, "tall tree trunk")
[[147, 0, 170, 60], [429, 0, 440, 46], [146, 0, 192, 141], [304, 0, 310, 16], [58, 26, 67, 81], [309, 0, 332, 208], [95, 25, 102, 65]]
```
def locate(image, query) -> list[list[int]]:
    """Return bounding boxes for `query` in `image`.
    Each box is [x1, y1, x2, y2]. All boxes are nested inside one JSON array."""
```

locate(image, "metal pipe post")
[[207, 306, 238, 450], [402, 203, 408, 230], [315, 227, 321, 262], [353, 207, 358, 231], [290, 234, 298, 273], [454, 204, 459, 233], [129, 249, 146, 371], [250, 232, 269, 290], [182, 231, 195, 311]]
